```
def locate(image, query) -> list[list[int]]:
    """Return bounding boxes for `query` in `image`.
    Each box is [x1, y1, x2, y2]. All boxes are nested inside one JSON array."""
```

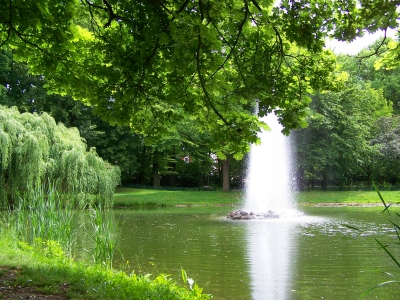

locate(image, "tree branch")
[[196, 33, 230, 126], [176, 0, 191, 14], [209, 1, 248, 78], [138, 39, 160, 86], [0, 0, 13, 48], [356, 28, 388, 59], [158, 0, 172, 14], [102, 0, 116, 28], [250, 0, 262, 11]]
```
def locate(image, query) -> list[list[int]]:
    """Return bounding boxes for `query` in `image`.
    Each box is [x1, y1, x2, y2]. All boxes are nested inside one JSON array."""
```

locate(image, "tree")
[[2, 0, 399, 192], [370, 116, 400, 185], [0, 105, 120, 207], [338, 39, 400, 114], [0, 49, 143, 183], [295, 80, 392, 189], [1, 0, 370, 155], [0, 48, 222, 189]]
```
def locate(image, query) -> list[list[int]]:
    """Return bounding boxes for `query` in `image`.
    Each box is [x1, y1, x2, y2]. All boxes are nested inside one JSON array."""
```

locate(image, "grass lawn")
[[114, 187, 244, 207], [297, 190, 400, 205], [114, 187, 400, 207]]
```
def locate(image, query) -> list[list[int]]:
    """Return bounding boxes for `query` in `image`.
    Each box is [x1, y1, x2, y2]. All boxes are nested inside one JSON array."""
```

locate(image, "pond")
[[112, 206, 399, 300]]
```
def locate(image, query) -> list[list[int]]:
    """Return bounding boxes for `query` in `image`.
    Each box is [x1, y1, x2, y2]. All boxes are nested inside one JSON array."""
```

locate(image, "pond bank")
[[0, 235, 211, 300]]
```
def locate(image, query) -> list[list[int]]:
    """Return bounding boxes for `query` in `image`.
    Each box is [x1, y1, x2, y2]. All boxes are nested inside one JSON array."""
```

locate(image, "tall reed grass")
[[1, 181, 118, 267], [82, 206, 119, 268], [5, 182, 77, 256]]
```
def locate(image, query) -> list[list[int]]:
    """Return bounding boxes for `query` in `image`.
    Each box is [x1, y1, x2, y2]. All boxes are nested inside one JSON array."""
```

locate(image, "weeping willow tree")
[[0, 105, 120, 208]]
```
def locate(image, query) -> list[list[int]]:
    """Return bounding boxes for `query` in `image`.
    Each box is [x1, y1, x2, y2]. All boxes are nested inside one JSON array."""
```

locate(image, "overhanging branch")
[[196, 33, 230, 126]]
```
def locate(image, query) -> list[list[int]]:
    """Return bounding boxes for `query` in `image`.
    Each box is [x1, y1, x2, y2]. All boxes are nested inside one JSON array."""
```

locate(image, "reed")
[[3, 181, 119, 267], [7, 182, 77, 256], [82, 206, 119, 268]]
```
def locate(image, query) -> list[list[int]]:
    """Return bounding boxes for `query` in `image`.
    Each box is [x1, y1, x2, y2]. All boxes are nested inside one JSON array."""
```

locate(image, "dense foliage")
[[1, 0, 377, 156], [0, 105, 120, 207], [294, 40, 400, 190], [0, 49, 229, 189], [1, 1, 400, 190]]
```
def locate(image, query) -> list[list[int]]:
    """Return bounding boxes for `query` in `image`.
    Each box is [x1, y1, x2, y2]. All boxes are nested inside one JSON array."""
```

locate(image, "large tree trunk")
[[222, 157, 231, 192], [136, 145, 147, 185], [153, 162, 160, 189], [198, 159, 204, 188], [168, 163, 177, 187], [365, 164, 373, 187], [322, 172, 328, 191]]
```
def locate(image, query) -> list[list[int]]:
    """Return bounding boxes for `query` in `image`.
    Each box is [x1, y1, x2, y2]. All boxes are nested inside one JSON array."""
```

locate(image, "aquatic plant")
[[181, 269, 195, 290], [83, 206, 119, 268], [3, 180, 120, 266], [6, 181, 78, 256]]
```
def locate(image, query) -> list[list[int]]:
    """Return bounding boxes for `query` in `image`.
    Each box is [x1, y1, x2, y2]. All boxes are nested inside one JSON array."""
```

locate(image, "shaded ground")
[[0, 267, 69, 299]]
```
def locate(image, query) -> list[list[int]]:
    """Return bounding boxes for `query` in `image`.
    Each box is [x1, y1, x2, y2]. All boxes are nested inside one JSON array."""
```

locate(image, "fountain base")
[[227, 209, 304, 220], [227, 210, 280, 220]]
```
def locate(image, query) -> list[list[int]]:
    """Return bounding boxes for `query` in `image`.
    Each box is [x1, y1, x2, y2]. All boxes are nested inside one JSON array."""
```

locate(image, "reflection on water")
[[244, 216, 327, 300], [245, 220, 295, 299], [110, 207, 399, 300], [114, 207, 253, 299]]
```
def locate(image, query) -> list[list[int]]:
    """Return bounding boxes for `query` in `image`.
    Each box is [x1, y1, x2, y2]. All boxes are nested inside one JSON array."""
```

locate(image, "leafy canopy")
[[1, 0, 399, 156]]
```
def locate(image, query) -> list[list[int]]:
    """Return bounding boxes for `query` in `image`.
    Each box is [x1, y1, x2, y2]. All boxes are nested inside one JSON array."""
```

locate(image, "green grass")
[[0, 233, 210, 299], [297, 190, 400, 205], [114, 187, 400, 207], [114, 187, 243, 207]]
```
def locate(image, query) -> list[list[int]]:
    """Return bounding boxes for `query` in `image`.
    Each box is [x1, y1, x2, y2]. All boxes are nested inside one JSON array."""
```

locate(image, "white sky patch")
[[325, 29, 398, 55]]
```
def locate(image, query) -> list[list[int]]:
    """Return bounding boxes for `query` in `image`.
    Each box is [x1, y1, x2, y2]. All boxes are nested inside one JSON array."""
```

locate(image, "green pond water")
[[111, 206, 400, 300]]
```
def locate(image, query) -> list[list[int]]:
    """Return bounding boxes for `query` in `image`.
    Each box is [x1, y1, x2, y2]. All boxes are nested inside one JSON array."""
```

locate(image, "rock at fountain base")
[[227, 209, 280, 220]]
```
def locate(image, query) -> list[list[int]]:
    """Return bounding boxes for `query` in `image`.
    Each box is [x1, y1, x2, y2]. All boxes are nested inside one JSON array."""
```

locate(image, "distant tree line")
[[294, 40, 400, 190]]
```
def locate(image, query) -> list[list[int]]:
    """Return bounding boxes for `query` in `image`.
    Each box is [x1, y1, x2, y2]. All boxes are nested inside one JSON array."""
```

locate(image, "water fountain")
[[226, 112, 303, 298], [228, 112, 302, 219]]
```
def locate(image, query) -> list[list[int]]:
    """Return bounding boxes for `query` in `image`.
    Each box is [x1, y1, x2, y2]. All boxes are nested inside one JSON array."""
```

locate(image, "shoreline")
[[297, 202, 391, 207]]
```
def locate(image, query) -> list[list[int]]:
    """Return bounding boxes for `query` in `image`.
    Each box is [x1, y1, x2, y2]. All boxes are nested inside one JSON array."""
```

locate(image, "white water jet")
[[242, 113, 300, 217]]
